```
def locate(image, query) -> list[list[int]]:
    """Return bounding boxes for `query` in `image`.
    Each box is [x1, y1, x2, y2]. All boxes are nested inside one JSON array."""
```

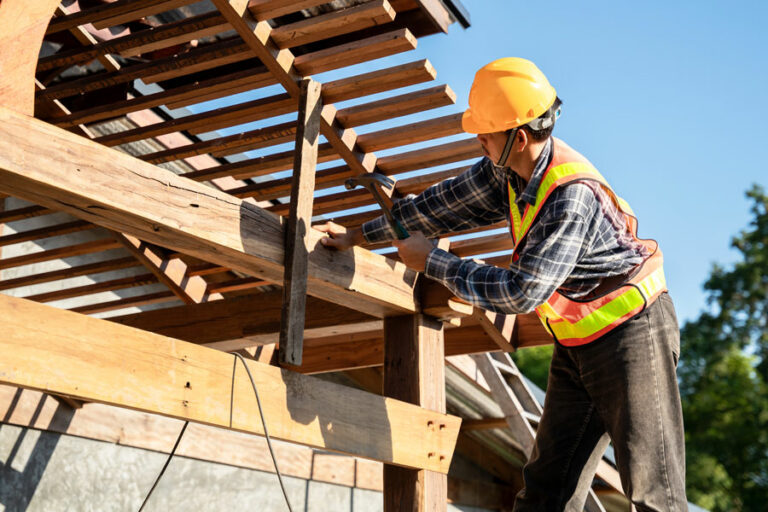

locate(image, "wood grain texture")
[[0, 0, 62, 114], [0, 106, 418, 317], [0, 384, 517, 507], [0, 293, 459, 472], [384, 314, 448, 511], [280, 79, 322, 366]]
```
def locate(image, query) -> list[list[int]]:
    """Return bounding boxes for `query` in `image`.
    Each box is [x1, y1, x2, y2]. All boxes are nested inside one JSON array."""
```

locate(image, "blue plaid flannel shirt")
[[362, 138, 649, 314]]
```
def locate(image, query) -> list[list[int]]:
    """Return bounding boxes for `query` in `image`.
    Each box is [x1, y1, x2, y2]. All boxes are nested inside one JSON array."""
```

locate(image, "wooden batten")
[[0, 293, 460, 473]]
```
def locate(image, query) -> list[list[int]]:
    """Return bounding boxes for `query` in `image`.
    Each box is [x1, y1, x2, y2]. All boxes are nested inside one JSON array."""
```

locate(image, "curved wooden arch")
[[0, 0, 61, 115]]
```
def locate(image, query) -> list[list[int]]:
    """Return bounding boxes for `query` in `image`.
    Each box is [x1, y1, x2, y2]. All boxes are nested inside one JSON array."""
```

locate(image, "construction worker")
[[318, 57, 687, 511]]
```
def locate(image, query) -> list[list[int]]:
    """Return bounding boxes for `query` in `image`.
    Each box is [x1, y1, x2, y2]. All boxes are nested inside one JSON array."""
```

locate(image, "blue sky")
[[415, 0, 768, 322], [188, 0, 767, 323]]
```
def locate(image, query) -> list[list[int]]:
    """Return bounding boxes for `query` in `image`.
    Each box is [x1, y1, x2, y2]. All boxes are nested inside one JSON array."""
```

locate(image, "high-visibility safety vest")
[[507, 138, 667, 346]]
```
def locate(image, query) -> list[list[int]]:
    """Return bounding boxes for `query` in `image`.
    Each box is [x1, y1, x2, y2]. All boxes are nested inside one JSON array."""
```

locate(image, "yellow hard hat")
[[462, 57, 557, 134]]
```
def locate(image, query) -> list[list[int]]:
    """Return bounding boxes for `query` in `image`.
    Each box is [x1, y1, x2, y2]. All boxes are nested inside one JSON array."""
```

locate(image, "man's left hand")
[[392, 231, 434, 272]]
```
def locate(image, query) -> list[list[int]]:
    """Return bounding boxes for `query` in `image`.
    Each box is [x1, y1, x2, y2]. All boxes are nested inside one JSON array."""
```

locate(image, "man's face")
[[476, 131, 512, 166]]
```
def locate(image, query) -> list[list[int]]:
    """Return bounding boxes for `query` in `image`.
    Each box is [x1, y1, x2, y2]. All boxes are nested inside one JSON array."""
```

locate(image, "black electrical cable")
[[138, 420, 188, 512], [231, 352, 294, 512], [138, 353, 293, 512]]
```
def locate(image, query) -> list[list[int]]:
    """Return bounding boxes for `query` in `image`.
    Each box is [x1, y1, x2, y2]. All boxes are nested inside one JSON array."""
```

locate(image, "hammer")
[[345, 173, 409, 239]]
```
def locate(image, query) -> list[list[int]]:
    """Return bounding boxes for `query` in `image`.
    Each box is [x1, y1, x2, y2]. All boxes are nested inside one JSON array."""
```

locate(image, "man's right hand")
[[316, 222, 364, 251]]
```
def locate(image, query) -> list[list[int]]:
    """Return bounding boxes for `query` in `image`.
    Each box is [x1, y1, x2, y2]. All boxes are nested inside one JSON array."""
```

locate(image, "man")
[[318, 58, 687, 511]]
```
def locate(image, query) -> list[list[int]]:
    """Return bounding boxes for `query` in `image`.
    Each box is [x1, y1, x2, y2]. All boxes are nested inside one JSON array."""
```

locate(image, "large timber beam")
[[0, 106, 418, 317], [0, 293, 459, 472]]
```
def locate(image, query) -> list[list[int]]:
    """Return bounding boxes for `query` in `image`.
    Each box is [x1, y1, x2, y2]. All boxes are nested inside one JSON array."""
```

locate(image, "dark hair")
[[521, 96, 562, 141]]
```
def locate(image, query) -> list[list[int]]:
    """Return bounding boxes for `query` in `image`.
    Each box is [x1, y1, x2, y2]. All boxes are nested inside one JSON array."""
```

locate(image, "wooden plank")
[[53, 4, 121, 74], [213, 0, 380, 177], [473, 309, 516, 352], [377, 137, 482, 175], [0, 0, 62, 114], [0, 256, 139, 292], [284, 323, 498, 375], [270, 0, 397, 49], [248, 0, 331, 20], [116, 234, 223, 305], [0, 220, 92, 247], [38, 12, 231, 71], [0, 204, 52, 223], [95, 94, 296, 146], [94, 59, 435, 146], [460, 417, 510, 431], [322, 59, 436, 104], [46, 0, 195, 34], [206, 276, 268, 294], [0, 106, 418, 317], [36, 39, 255, 102], [0, 293, 460, 472], [383, 314, 448, 511], [357, 113, 463, 153], [294, 29, 417, 76], [139, 121, 298, 164], [71, 290, 177, 315], [52, 68, 274, 127], [338, 85, 455, 128], [24, 273, 158, 303], [0, 384, 513, 508], [415, 0, 454, 33], [280, 79, 322, 366], [0, 239, 122, 271], [111, 289, 375, 349]]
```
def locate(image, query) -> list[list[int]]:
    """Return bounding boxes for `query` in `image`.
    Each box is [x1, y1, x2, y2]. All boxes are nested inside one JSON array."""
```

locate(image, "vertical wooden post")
[[279, 78, 322, 366], [383, 314, 447, 512]]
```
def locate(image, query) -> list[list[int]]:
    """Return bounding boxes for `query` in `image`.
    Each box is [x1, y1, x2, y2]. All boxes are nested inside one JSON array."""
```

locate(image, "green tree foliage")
[[680, 184, 768, 511], [511, 345, 552, 391]]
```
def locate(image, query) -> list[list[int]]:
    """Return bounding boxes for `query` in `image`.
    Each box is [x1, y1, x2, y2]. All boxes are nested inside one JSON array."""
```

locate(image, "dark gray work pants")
[[513, 293, 688, 511]]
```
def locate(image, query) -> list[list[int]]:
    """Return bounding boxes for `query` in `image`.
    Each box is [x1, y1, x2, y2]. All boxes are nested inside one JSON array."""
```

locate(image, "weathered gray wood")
[[0, 106, 418, 317], [280, 78, 322, 366]]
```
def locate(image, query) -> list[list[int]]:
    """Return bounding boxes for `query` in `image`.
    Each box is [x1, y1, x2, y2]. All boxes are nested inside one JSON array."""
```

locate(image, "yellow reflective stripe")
[[519, 163, 606, 237], [507, 180, 523, 244], [540, 266, 668, 340]]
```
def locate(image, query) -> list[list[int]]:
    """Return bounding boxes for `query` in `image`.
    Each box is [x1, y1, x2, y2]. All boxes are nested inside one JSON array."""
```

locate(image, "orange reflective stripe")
[[506, 138, 668, 346]]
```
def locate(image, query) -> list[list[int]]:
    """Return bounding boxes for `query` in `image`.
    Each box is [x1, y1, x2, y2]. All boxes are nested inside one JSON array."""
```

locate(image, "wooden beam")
[[295, 323, 498, 375], [111, 290, 376, 350], [0, 106, 418, 317], [46, 0, 195, 34], [0, 257, 139, 292], [38, 12, 231, 71], [280, 78, 322, 366], [116, 233, 223, 305], [0, 293, 459, 472], [270, 0, 397, 49], [211, 0, 384, 177], [0, 239, 122, 271], [0, 0, 62, 114], [0, 384, 513, 508], [383, 314, 448, 511], [473, 309, 516, 352]]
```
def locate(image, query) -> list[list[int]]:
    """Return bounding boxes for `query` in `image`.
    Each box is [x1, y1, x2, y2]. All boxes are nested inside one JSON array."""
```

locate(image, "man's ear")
[[515, 129, 529, 152]]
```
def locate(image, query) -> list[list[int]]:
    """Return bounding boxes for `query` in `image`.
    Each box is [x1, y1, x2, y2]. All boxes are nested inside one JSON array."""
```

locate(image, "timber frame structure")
[[0, 1, 630, 510]]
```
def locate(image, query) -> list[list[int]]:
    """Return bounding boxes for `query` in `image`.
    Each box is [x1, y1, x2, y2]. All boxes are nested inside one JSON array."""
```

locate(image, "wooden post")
[[279, 78, 322, 366], [383, 314, 448, 512]]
